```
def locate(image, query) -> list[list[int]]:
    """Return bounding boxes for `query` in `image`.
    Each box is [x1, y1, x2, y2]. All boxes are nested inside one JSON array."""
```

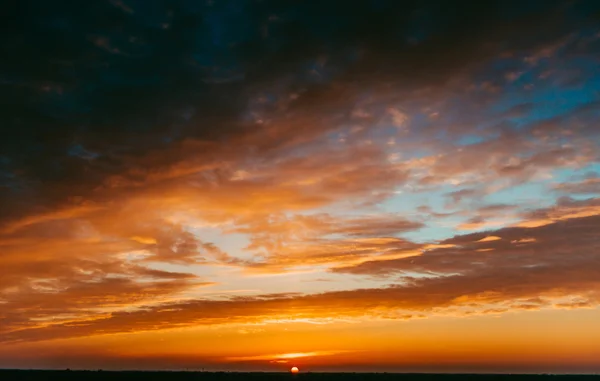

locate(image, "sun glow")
[[226, 351, 344, 362]]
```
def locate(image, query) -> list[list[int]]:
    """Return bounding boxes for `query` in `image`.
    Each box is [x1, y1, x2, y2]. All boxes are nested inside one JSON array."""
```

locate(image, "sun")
[[290, 366, 299, 374]]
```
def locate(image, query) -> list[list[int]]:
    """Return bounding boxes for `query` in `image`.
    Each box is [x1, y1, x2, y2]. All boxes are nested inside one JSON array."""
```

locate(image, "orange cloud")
[[3, 212, 600, 344]]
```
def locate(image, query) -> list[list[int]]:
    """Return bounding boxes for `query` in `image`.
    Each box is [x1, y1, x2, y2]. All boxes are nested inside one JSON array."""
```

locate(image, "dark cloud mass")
[[1, 0, 598, 221]]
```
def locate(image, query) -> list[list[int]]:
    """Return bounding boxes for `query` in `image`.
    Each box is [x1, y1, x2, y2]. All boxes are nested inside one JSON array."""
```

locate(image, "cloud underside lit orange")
[[2, 112, 600, 355], [2, 207, 600, 343], [2, 113, 600, 369]]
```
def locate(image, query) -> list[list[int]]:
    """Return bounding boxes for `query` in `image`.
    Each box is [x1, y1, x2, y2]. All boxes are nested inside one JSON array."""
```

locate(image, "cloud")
[[553, 177, 600, 195], [516, 196, 600, 227], [334, 206, 600, 285], [1, 0, 600, 356], [231, 213, 423, 271], [445, 188, 483, 208], [3, 208, 600, 344], [1, 0, 595, 225]]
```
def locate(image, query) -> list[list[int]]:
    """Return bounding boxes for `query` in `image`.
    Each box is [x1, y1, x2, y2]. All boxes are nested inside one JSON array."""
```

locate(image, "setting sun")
[[290, 367, 299, 374]]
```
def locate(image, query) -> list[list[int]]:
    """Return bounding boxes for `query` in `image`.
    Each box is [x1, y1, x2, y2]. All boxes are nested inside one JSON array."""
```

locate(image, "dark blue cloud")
[[1, 0, 599, 224]]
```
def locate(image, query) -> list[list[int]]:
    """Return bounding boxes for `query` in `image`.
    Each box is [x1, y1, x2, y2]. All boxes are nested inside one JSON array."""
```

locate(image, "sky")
[[1, 0, 600, 374]]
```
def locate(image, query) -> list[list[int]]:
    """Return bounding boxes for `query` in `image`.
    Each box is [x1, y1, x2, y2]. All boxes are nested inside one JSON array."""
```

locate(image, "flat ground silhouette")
[[1, 371, 598, 381]]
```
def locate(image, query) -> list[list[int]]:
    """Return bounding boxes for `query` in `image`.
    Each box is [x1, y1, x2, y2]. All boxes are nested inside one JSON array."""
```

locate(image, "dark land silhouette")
[[1, 371, 599, 381]]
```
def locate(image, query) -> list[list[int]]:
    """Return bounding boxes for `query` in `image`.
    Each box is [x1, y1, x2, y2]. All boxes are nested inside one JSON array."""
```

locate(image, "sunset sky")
[[1, 0, 600, 373]]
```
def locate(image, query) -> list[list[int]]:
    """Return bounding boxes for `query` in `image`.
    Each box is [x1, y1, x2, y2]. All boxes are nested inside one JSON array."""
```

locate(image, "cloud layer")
[[1, 0, 600, 370]]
